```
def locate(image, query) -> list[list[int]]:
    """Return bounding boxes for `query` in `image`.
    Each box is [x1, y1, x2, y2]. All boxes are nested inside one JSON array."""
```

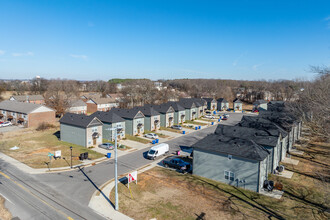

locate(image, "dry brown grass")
[[0, 127, 104, 168], [0, 196, 12, 220], [110, 129, 329, 220]]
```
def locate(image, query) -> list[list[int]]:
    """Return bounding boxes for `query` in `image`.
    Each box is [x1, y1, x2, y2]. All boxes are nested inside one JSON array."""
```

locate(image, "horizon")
[[0, 0, 329, 81]]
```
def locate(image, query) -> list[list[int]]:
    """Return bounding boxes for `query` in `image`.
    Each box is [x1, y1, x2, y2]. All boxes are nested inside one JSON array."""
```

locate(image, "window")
[[92, 127, 98, 132], [224, 171, 235, 181], [228, 155, 232, 160], [12, 113, 16, 116], [2, 111, 5, 114]]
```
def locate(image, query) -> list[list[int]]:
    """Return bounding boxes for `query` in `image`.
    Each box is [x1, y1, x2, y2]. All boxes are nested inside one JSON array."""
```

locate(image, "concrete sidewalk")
[[88, 160, 160, 220]]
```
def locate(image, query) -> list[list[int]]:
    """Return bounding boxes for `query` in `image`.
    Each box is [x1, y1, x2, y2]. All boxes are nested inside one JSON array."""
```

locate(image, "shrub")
[[36, 122, 55, 131]]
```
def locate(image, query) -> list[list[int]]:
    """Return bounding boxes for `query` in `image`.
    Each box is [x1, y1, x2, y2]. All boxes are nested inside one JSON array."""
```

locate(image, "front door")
[[93, 138, 96, 145]]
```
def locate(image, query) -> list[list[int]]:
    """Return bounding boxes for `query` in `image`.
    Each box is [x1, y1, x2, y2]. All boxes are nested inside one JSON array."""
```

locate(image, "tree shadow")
[[78, 167, 115, 208]]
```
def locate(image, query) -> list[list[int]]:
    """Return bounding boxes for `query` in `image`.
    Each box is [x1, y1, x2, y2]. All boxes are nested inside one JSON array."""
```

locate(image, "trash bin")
[[107, 153, 111, 158], [218, 119, 221, 122], [152, 140, 156, 144], [213, 111, 216, 115], [211, 122, 214, 125], [195, 127, 198, 130], [182, 131, 186, 134], [198, 126, 201, 129], [155, 139, 159, 143], [234, 110, 235, 112]]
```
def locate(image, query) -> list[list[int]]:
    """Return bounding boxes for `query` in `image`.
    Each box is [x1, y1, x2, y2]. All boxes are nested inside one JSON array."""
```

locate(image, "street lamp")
[[106, 127, 122, 211], [70, 146, 73, 169]]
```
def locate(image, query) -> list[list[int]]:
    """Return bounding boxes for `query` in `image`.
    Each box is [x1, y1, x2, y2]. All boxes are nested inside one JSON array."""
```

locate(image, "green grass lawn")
[[125, 134, 151, 144]]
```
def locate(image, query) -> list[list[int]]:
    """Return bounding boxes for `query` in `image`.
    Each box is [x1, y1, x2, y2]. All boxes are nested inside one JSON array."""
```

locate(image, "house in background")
[[253, 100, 268, 111], [180, 98, 206, 117], [233, 98, 243, 111], [153, 104, 175, 128], [217, 98, 229, 111], [0, 100, 55, 127], [167, 102, 186, 124], [133, 105, 160, 131], [112, 108, 145, 136], [91, 110, 125, 141], [86, 97, 118, 114], [9, 95, 45, 105], [178, 99, 198, 121], [66, 99, 87, 114], [202, 98, 217, 111], [59, 113, 103, 147], [192, 134, 270, 192]]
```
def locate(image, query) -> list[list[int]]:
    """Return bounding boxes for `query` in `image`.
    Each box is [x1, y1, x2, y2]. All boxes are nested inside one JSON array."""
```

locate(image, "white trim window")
[[224, 171, 235, 181], [92, 127, 98, 132]]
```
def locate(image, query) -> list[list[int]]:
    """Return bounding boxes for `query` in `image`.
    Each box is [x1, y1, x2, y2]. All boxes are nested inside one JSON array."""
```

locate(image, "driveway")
[[0, 125, 23, 133]]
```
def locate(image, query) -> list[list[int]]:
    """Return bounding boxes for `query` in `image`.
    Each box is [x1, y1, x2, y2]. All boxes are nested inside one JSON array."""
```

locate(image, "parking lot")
[[0, 125, 23, 133]]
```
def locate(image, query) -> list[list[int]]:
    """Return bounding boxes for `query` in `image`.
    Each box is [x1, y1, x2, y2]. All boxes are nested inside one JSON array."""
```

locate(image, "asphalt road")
[[0, 112, 246, 219], [35, 112, 244, 206]]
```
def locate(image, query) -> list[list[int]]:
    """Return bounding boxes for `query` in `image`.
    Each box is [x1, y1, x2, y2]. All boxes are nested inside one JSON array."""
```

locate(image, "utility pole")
[[106, 127, 120, 211], [70, 146, 73, 169]]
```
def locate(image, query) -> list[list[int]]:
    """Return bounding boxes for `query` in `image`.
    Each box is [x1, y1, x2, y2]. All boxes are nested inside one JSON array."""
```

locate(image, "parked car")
[[222, 114, 229, 118], [1, 122, 12, 127], [144, 133, 159, 139], [222, 116, 228, 120], [204, 114, 215, 119], [163, 158, 191, 173], [205, 110, 211, 114], [253, 109, 259, 113], [147, 143, 169, 160], [171, 125, 182, 130], [99, 142, 115, 150]]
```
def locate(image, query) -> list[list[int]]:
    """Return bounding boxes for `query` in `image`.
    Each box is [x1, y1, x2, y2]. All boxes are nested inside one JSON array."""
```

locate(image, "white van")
[[147, 143, 169, 160]]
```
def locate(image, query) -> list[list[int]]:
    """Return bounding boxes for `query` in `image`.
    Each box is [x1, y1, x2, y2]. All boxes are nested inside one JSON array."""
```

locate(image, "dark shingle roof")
[[59, 113, 102, 128], [253, 100, 268, 105], [90, 110, 125, 123], [202, 98, 216, 103], [179, 98, 206, 107], [238, 116, 288, 138], [233, 98, 242, 103], [178, 99, 196, 109], [215, 124, 279, 147], [165, 102, 185, 111], [217, 98, 229, 103], [192, 134, 269, 161], [152, 104, 175, 114], [111, 108, 145, 119], [133, 105, 160, 116]]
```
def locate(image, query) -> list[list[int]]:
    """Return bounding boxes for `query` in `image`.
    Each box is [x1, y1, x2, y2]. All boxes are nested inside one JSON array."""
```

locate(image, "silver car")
[[99, 142, 115, 150]]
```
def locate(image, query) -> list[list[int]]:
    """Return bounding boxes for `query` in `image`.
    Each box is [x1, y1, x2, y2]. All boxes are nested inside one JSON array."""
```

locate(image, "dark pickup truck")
[[163, 158, 191, 173]]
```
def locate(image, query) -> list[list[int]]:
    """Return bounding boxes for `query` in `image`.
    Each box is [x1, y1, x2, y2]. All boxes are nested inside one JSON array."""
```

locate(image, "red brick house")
[[0, 100, 55, 127], [9, 95, 45, 105]]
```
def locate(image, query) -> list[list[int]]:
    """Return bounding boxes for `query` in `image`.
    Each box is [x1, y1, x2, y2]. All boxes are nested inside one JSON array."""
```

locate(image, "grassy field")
[[0, 127, 104, 168], [159, 127, 183, 133], [184, 120, 208, 126], [125, 134, 151, 144], [110, 130, 329, 220], [0, 196, 11, 220]]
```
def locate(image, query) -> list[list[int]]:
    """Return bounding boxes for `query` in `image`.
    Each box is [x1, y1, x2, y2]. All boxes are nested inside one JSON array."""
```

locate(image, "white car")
[[223, 114, 229, 118], [204, 114, 215, 119], [144, 133, 159, 139], [1, 122, 12, 127]]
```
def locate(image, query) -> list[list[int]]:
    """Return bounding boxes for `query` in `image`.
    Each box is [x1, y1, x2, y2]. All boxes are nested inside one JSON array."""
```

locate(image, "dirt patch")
[[0, 196, 12, 220]]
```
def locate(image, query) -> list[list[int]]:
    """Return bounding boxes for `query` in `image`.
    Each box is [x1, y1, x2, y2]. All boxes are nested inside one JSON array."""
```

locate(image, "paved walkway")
[[88, 159, 160, 220], [282, 157, 299, 166], [274, 170, 294, 179]]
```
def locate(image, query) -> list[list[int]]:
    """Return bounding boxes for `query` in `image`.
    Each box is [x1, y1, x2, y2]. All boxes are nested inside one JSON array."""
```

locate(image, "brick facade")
[[28, 111, 56, 127]]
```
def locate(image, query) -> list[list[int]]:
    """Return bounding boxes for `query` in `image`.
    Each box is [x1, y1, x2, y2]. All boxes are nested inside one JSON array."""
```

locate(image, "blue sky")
[[0, 0, 329, 81]]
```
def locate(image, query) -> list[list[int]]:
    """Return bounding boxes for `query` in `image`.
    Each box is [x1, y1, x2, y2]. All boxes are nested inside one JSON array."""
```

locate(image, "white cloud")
[[12, 51, 34, 57], [0, 50, 5, 55], [70, 54, 88, 60], [252, 63, 263, 70]]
